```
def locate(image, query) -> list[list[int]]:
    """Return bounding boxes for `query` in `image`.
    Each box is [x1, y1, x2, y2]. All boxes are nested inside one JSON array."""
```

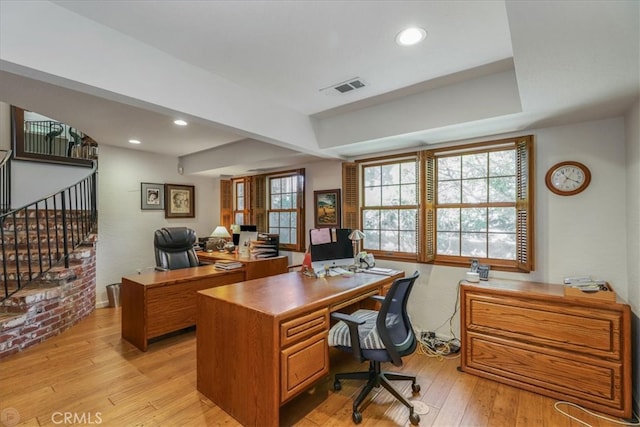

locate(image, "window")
[[268, 174, 299, 245], [346, 136, 533, 272], [361, 159, 418, 256], [233, 178, 250, 225], [220, 169, 305, 252]]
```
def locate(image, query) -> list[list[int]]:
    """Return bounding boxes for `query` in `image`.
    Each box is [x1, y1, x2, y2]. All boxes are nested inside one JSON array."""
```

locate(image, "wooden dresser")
[[459, 280, 632, 419]]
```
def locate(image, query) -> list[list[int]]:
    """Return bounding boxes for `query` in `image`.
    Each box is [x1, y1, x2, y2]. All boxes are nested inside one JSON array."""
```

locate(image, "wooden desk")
[[121, 265, 244, 351], [196, 271, 402, 427], [459, 279, 632, 419], [197, 251, 289, 280]]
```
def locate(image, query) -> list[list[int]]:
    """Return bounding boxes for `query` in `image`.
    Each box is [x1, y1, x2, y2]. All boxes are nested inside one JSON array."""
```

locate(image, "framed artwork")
[[314, 189, 341, 228], [141, 182, 164, 210], [165, 184, 195, 218]]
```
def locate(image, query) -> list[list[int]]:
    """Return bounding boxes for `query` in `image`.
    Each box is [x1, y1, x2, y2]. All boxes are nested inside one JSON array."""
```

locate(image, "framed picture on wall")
[[314, 189, 341, 228], [165, 184, 195, 218], [140, 182, 165, 210]]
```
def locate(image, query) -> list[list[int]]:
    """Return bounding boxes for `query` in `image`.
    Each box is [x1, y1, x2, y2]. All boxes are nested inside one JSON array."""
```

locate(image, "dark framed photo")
[[141, 182, 164, 210], [165, 184, 195, 218], [314, 189, 341, 228]]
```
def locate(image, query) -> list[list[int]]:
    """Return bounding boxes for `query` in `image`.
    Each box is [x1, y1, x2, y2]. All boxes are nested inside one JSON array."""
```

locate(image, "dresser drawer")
[[465, 293, 623, 360], [280, 332, 329, 403], [280, 309, 329, 348], [466, 333, 624, 411]]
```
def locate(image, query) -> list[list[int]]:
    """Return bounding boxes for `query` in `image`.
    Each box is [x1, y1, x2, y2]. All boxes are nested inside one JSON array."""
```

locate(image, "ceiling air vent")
[[320, 77, 367, 95]]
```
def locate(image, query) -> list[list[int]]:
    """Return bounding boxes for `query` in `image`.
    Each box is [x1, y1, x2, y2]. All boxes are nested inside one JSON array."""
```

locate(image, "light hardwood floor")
[[0, 307, 630, 426]]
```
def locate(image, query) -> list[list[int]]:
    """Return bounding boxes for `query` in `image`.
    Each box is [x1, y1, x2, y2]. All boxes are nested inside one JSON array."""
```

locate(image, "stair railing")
[[0, 161, 97, 300], [0, 150, 11, 213]]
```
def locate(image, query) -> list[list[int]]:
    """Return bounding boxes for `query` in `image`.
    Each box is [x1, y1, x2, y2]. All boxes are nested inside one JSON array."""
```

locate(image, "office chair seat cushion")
[[329, 309, 400, 350]]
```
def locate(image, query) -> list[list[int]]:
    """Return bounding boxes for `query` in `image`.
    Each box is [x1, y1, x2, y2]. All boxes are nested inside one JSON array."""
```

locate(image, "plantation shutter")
[[516, 136, 534, 272], [342, 162, 359, 230], [295, 169, 305, 251], [252, 175, 267, 232], [421, 151, 436, 263], [220, 179, 233, 231]]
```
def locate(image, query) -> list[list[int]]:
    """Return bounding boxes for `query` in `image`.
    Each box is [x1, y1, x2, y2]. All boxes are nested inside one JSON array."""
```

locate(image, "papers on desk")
[[362, 267, 396, 276], [214, 260, 243, 270]]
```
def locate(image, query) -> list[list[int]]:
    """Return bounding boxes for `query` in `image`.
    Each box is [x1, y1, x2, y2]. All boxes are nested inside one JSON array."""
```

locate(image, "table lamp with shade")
[[348, 229, 365, 269], [209, 226, 231, 251]]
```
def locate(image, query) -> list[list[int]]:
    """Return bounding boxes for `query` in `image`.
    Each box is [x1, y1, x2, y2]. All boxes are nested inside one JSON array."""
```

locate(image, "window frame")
[[221, 169, 305, 253], [232, 177, 251, 226], [348, 136, 534, 272], [359, 156, 420, 261]]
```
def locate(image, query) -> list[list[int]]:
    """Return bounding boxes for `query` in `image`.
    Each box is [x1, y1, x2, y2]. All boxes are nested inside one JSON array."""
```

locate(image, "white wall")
[[0, 102, 10, 151], [624, 99, 640, 411], [11, 160, 92, 207], [626, 99, 640, 313], [96, 145, 217, 306], [293, 118, 629, 339]]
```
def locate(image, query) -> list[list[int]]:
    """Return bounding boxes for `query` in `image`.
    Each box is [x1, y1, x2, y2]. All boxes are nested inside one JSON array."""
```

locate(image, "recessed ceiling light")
[[128, 139, 141, 144], [174, 119, 187, 126], [395, 27, 427, 46]]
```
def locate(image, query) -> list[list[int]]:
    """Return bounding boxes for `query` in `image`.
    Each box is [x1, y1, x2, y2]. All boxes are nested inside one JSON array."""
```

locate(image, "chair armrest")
[[331, 312, 365, 325], [369, 295, 385, 304], [330, 312, 366, 362], [154, 266, 168, 272]]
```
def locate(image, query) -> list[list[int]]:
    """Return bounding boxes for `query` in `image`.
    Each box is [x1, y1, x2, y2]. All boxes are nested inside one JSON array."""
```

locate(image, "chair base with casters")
[[333, 357, 421, 425], [329, 271, 422, 425]]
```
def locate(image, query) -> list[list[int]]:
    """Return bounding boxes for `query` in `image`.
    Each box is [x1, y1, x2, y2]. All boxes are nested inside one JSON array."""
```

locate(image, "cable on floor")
[[554, 401, 640, 427], [416, 335, 460, 360]]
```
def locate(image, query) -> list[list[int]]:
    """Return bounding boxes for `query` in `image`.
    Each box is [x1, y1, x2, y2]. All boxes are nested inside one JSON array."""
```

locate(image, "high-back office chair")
[[328, 271, 421, 425], [154, 227, 201, 270]]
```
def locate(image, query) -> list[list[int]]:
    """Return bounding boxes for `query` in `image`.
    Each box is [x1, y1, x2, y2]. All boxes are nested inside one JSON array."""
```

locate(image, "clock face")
[[545, 161, 591, 195]]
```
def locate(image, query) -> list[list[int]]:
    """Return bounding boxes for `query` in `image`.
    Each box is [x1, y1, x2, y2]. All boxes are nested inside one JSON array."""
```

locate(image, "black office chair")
[[329, 271, 421, 425], [154, 227, 202, 270]]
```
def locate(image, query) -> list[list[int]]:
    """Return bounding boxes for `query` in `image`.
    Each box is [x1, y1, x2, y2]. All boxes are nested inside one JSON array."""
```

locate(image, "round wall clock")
[[545, 161, 591, 196]]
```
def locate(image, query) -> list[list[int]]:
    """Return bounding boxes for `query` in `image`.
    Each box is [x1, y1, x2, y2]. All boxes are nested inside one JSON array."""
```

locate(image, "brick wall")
[[0, 240, 96, 359]]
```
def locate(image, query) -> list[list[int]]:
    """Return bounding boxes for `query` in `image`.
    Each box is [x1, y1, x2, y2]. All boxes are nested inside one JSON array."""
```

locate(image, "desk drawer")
[[280, 332, 328, 403], [330, 289, 380, 312], [281, 309, 329, 348]]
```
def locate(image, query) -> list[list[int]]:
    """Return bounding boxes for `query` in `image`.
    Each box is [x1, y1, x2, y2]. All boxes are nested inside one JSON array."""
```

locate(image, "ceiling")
[[0, 1, 638, 177]]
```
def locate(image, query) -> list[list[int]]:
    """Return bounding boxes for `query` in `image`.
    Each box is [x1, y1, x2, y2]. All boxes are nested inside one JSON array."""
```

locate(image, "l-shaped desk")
[[196, 270, 402, 427]]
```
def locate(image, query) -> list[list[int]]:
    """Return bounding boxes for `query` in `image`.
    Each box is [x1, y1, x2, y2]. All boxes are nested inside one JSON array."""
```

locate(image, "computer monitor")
[[233, 225, 257, 245], [309, 228, 353, 273]]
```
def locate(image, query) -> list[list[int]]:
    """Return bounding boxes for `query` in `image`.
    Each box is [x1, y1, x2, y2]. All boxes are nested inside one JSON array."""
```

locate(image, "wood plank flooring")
[[0, 307, 630, 426]]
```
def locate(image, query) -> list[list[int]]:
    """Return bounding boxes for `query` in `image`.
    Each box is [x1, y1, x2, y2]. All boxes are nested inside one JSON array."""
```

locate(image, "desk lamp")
[[348, 229, 365, 268], [209, 226, 231, 251]]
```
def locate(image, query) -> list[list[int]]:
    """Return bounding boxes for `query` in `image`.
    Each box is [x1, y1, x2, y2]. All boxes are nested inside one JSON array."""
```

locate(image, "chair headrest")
[[154, 227, 197, 251]]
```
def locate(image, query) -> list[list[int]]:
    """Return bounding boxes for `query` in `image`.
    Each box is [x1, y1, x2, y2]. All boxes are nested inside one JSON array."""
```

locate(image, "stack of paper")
[[214, 260, 243, 270]]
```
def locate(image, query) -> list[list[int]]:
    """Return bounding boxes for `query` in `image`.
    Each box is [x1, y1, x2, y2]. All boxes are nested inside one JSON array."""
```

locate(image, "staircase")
[[0, 161, 98, 359]]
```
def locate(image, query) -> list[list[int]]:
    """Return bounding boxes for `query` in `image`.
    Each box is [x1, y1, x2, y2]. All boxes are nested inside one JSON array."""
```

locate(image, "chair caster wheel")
[[352, 411, 362, 424], [409, 412, 420, 425], [333, 380, 342, 391], [412, 383, 421, 394]]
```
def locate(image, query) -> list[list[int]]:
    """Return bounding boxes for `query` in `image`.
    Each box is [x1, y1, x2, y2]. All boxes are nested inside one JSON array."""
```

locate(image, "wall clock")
[[545, 161, 591, 196]]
